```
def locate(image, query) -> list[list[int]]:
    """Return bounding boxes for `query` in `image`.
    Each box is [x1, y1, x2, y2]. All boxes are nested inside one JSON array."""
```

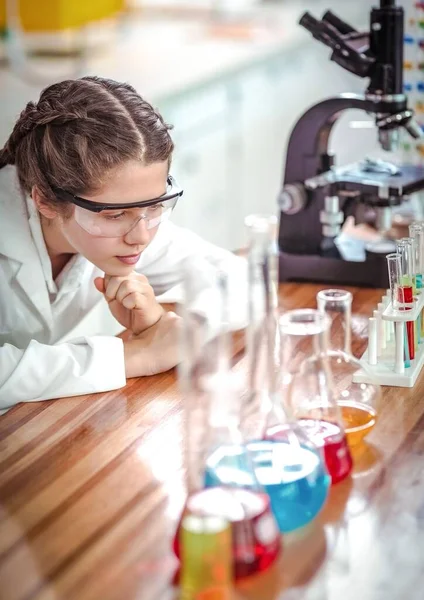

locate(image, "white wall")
[[0, 0, 387, 249]]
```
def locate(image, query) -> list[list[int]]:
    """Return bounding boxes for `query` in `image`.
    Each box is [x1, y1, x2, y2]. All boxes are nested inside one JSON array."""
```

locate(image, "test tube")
[[387, 253, 409, 371], [409, 224, 424, 285], [409, 223, 424, 341], [387, 253, 402, 309], [396, 238, 415, 288], [403, 237, 419, 351]]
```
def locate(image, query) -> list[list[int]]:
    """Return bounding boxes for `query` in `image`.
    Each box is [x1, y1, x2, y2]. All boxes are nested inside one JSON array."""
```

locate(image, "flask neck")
[[317, 289, 353, 355], [245, 215, 283, 435], [181, 264, 236, 494]]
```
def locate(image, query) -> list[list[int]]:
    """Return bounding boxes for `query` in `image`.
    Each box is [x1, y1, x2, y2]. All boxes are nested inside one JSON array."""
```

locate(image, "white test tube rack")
[[353, 288, 424, 387]]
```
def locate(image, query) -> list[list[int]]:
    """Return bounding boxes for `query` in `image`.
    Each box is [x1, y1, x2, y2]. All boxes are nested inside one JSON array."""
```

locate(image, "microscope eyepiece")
[[299, 12, 320, 34], [322, 10, 356, 35]]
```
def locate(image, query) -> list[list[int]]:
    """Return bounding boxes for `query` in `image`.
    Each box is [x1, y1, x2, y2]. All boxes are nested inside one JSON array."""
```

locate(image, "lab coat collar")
[[0, 166, 53, 328], [0, 166, 33, 264]]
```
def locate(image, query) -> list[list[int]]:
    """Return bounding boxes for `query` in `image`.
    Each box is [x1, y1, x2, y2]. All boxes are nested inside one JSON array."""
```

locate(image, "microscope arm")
[[284, 94, 388, 186]]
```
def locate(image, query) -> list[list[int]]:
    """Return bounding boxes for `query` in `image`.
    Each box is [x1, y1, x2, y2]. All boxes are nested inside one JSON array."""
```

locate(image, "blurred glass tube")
[[409, 223, 424, 285], [387, 253, 402, 309], [396, 238, 414, 286], [179, 258, 235, 495]]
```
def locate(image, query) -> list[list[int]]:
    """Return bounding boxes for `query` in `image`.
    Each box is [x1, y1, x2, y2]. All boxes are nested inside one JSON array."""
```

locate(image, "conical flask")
[[175, 258, 281, 581], [240, 214, 330, 534], [279, 309, 353, 485], [316, 289, 381, 448]]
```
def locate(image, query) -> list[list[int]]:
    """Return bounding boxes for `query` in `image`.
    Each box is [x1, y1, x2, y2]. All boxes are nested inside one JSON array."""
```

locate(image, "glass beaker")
[[234, 214, 330, 534], [174, 259, 281, 580], [179, 511, 232, 600], [316, 289, 381, 448], [280, 309, 353, 485]]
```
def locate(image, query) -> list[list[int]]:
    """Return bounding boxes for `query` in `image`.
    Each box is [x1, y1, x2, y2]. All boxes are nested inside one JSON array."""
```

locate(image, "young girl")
[[0, 76, 247, 414]]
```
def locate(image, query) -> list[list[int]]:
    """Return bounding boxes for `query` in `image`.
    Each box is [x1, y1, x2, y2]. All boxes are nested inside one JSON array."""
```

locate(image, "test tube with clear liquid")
[[387, 252, 408, 374]]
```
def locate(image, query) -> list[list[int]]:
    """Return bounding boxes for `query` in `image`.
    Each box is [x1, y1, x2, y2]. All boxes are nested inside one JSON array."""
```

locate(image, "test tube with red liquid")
[[396, 238, 416, 360]]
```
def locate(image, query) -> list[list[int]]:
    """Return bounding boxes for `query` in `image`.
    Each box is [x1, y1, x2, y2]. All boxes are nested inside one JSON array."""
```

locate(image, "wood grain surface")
[[1, 284, 423, 600]]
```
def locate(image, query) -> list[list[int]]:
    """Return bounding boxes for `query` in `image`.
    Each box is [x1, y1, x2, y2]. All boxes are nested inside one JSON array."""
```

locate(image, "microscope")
[[278, 0, 424, 287]]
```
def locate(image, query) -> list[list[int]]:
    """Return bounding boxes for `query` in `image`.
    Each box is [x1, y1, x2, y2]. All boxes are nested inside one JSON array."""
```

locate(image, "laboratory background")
[[2, 0, 418, 252]]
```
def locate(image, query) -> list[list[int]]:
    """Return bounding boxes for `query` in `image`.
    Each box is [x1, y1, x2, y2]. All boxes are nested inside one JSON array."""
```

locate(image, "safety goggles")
[[53, 175, 183, 237]]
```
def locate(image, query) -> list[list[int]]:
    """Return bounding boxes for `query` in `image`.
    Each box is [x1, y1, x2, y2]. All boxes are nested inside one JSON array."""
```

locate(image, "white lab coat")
[[0, 165, 249, 414]]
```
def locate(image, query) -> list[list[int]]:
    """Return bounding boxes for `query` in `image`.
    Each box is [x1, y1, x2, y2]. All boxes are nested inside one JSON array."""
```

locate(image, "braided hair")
[[0, 76, 174, 211]]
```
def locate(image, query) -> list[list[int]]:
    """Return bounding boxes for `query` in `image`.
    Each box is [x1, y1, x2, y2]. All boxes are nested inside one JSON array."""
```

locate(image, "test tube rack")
[[353, 289, 424, 387]]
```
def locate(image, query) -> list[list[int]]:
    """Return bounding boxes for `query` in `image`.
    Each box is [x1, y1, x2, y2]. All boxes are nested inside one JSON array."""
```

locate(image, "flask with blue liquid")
[[205, 215, 330, 534], [174, 258, 281, 581]]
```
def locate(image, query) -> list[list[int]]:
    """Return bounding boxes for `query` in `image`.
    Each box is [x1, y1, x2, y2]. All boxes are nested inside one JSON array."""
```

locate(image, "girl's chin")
[[94, 258, 135, 276]]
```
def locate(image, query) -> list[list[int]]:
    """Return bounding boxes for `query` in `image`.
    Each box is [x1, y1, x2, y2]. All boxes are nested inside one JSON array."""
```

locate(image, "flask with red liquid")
[[279, 309, 353, 485], [173, 259, 281, 581]]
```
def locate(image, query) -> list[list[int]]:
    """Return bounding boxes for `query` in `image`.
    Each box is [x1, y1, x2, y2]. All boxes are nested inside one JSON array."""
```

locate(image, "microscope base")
[[278, 250, 389, 288]]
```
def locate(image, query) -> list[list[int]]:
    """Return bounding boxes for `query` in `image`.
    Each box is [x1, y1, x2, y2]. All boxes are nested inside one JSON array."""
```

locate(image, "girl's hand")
[[94, 272, 164, 335], [123, 311, 182, 377]]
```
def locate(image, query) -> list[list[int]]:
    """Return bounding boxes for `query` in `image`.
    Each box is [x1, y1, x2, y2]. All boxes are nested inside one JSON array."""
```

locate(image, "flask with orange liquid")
[[316, 289, 381, 448]]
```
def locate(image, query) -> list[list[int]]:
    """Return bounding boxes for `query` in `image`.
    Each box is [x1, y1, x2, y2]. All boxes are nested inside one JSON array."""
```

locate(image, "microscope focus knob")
[[278, 183, 307, 215]]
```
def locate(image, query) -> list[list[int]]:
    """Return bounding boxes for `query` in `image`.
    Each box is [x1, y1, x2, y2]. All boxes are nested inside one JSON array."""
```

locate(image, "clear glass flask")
[[280, 309, 353, 485], [233, 214, 330, 533], [174, 258, 281, 580], [316, 289, 381, 448]]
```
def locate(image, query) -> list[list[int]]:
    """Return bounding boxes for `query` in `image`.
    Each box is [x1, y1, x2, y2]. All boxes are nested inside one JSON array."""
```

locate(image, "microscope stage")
[[305, 163, 424, 199]]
